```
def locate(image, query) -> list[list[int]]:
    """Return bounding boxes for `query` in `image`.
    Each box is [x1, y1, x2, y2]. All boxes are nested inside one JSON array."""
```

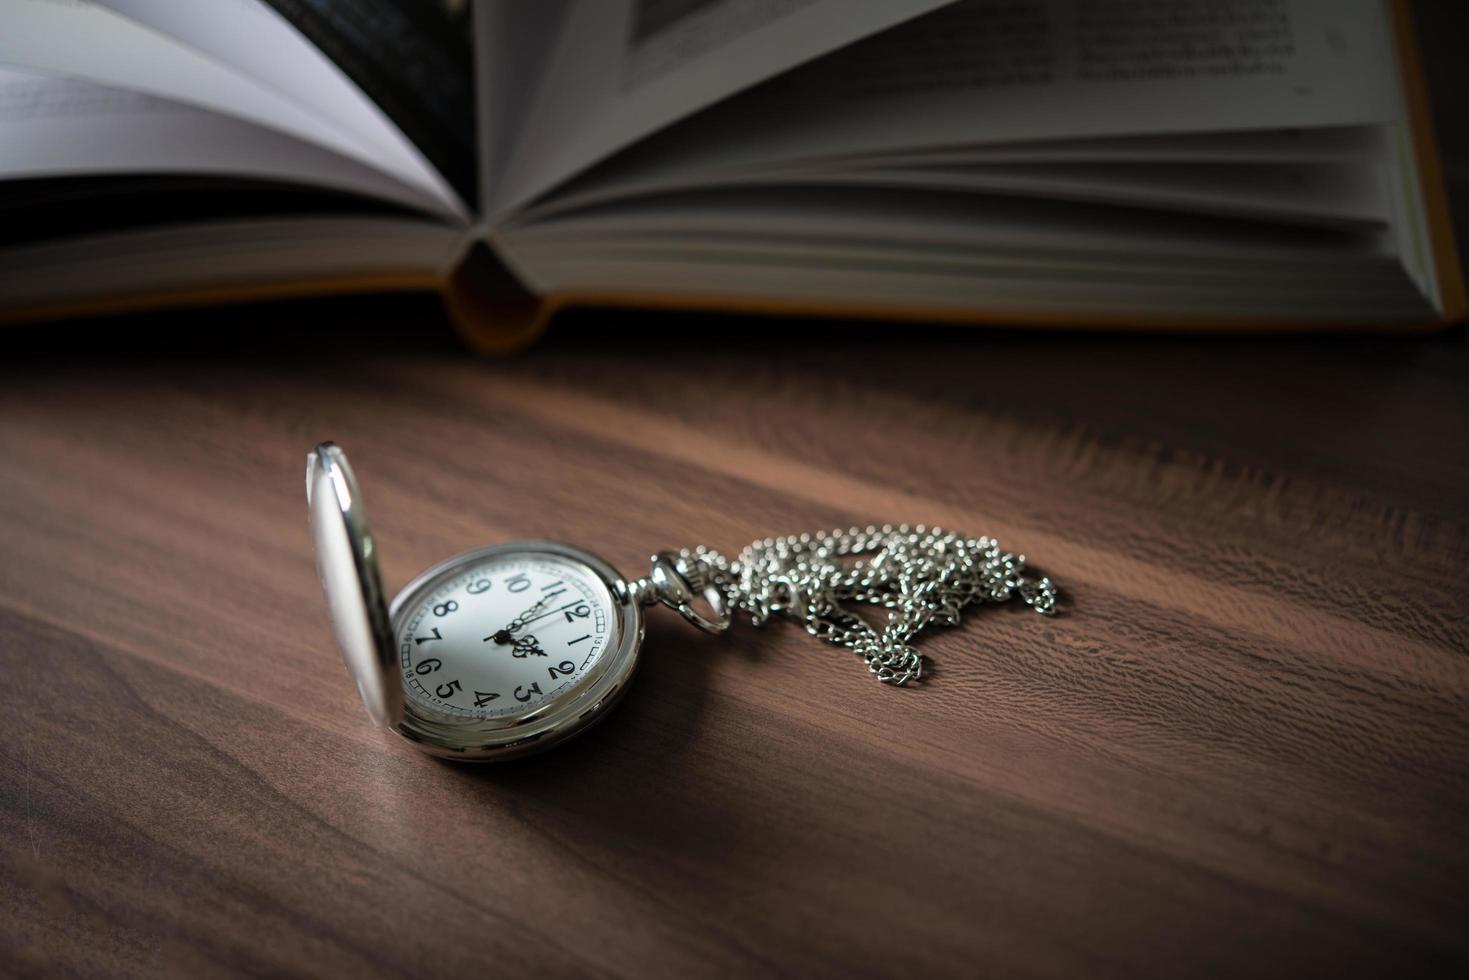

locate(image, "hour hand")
[[510, 634, 547, 659]]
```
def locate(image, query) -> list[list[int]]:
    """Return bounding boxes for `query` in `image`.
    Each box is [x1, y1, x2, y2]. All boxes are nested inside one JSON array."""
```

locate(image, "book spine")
[[1391, 0, 1468, 322]]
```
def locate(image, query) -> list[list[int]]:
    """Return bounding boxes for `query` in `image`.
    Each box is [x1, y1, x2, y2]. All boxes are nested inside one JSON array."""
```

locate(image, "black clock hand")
[[508, 597, 590, 631], [511, 634, 548, 659], [485, 589, 565, 644]]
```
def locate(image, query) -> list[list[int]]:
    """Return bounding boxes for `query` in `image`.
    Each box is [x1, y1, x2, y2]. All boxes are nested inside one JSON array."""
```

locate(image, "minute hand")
[[485, 589, 565, 644], [513, 597, 590, 630]]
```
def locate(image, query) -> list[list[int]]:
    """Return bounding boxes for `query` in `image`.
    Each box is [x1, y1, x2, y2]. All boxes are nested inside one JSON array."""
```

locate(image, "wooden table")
[[3, 304, 1468, 978], [5, 12, 1469, 978]]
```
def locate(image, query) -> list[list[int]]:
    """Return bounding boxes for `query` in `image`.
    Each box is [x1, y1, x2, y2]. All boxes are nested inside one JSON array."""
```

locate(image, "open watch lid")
[[306, 443, 402, 728]]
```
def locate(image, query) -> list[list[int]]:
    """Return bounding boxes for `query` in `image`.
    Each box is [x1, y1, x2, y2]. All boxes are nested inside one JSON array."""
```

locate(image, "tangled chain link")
[[675, 525, 1058, 686]]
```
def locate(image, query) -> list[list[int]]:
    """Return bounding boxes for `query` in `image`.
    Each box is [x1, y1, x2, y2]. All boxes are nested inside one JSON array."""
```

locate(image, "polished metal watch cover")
[[306, 442, 402, 728]]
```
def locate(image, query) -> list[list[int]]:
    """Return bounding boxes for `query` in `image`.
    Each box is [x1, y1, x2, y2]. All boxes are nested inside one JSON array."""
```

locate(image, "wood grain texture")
[[3, 314, 1467, 980], [3, 9, 1469, 978]]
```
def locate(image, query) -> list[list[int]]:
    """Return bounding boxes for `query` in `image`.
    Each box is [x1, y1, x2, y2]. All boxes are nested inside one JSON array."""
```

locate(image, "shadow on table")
[[426, 609, 759, 867]]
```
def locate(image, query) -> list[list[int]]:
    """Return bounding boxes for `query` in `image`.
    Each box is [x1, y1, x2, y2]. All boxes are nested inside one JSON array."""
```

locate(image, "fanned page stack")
[[1, 0, 1463, 349]]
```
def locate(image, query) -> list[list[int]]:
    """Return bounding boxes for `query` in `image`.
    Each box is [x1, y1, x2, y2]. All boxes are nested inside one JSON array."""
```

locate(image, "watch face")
[[394, 551, 619, 721]]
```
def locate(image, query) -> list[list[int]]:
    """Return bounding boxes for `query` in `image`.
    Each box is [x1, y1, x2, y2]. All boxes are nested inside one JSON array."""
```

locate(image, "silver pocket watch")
[[307, 442, 1060, 761]]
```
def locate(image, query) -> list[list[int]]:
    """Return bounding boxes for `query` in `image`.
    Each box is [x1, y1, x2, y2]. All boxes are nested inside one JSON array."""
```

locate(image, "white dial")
[[395, 552, 617, 720]]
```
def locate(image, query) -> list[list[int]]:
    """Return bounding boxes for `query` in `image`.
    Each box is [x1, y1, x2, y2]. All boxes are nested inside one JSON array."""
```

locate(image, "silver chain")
[[670, 525, 1058, 686]]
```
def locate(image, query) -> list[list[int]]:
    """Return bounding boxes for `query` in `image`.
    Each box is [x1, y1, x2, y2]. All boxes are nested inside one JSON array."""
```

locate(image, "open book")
[[2, 0, 1463, 350]]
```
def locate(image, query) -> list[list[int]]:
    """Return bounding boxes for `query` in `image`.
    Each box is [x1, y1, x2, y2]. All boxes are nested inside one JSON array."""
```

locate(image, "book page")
[[491, 0, 960, 214], [0, 0, 452, 209], [0, 66, 458, 216], [95, 0, 463, 217], [500, 184, 1431, 322], [801, 128, 1390, 170], [523, 158, 1388, 231], [603, 0, 1399, 183], [0, 216, 465, 313], [474, 1, 574, 209]]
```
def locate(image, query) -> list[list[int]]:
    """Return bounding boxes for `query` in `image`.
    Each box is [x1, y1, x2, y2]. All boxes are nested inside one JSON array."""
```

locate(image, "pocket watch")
[[307, 442, 1060, 761]]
